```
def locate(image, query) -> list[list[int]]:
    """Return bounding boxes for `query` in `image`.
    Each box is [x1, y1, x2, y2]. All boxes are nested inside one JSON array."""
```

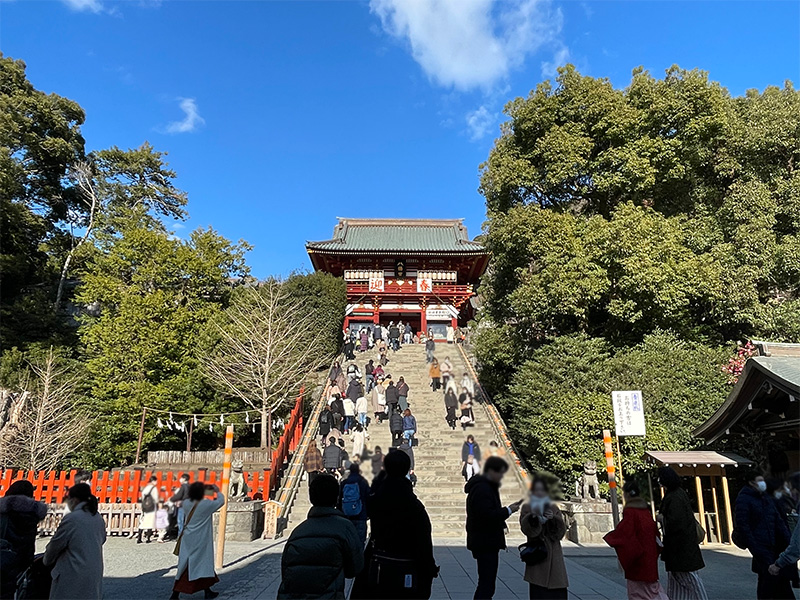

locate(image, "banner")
[[416, 278, 432, 293], [368, 276, 384, 293]]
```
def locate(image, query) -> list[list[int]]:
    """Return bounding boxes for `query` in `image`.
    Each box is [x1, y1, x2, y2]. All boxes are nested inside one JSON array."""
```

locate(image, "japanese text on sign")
[[612, 390, 646, 436], [368, 276, 384, 293], [416, 278, 432, 293]]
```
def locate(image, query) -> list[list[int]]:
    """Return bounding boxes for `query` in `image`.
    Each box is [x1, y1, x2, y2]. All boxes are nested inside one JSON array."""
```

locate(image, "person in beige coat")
[[44, 483, 106, 600], [519, 476, 569, 599]]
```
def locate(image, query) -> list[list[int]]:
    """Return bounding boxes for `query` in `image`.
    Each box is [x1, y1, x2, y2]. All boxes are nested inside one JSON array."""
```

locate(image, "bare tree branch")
[[202, 281, 332, 448]]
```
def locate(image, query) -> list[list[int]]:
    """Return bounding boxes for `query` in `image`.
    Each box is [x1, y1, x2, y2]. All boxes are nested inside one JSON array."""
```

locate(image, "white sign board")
[[416, 278, 433, 293], [425, 308, 451, 321], [368, 276, 384, 293], [612, 390, 646, 436]]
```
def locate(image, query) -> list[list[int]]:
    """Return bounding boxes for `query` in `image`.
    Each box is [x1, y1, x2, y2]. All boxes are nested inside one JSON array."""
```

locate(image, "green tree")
[[76, 223, 250, 466]]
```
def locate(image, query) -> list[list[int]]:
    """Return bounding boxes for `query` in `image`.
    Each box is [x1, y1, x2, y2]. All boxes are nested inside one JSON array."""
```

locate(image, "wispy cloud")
[[465, 106, 496, 141], [165, 98, 205, 134], [61, 0, 104, 13], [541, 44, 570, 79], [369, 0, 563, 92]]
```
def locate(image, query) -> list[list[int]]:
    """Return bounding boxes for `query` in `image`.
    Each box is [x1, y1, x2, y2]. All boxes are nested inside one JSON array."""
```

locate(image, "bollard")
[[603, 429, 619, 526]]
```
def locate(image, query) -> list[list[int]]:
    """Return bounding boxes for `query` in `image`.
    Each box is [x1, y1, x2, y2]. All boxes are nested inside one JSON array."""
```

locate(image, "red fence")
[[1, 391, 307, 503], [0, 468, 271, 503], [269, 389, 304, 491]]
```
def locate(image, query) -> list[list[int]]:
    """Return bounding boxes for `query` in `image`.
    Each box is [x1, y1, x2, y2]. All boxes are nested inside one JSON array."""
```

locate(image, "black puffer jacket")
[[465, 475, 510, 552], [736, 484, 791, 574], [659, 487, 705, 572], [277, 506, 364, 599], [0, 494, 48, 595]]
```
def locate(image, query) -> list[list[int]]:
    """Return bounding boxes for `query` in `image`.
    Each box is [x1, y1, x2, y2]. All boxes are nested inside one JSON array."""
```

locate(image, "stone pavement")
[[37, 536, 757, 599]]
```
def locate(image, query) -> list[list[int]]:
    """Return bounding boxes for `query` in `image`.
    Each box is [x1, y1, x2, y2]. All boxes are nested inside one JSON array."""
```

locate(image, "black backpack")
[[142, 492, 156, 513]]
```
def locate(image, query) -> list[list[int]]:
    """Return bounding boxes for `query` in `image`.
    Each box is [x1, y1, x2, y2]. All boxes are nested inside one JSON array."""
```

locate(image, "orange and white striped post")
[[215, 425, 234, 570], [603, 429, 620, 526]]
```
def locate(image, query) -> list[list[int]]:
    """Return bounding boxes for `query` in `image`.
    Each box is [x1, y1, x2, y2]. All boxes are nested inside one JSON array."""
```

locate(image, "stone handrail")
[[266, 355, 340, 537], [455, 343, 530, 491]]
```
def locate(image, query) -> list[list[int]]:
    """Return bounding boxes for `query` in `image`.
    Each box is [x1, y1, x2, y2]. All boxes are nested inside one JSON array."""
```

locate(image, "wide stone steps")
[[286, 343, 526, 539]]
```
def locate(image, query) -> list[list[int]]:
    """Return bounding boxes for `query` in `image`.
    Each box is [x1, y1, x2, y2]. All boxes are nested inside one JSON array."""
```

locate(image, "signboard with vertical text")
[[612, 390, 646, 436]]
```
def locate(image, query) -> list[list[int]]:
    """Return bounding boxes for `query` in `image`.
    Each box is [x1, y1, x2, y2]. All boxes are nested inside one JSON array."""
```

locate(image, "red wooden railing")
[[0, 468, 270, 503], [269, 389, 304, 491]]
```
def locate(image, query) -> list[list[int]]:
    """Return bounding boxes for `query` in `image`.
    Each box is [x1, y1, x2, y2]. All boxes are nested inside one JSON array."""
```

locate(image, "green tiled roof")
[[750, 356, 800, 392], [307, 218, 485, 253]]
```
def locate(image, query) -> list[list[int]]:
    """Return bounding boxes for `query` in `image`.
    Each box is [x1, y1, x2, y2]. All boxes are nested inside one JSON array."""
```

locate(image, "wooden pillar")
[[695, 475, 707, 545], [647, 472, 656, 519], [721, 474, 734, 544], [710, 476, 723, 544], [215, 425, 234, 569]]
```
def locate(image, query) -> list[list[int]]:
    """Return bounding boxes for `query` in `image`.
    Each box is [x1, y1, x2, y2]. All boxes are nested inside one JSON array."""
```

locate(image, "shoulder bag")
[[173, 501, 200, 557]]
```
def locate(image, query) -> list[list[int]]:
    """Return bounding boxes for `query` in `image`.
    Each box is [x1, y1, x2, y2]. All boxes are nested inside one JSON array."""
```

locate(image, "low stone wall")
[[561, 500, 615, 544], [213, 500, 264, 542]]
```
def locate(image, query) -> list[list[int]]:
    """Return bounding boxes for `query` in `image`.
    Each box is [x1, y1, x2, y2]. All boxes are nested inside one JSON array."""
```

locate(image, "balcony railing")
[[346, 281, 473, 296]]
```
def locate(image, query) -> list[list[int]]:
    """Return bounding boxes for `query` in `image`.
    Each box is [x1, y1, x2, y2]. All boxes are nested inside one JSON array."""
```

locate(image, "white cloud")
[[165, 98, 205, 134], [61, 0, 104, 13], [465, 105, 496, 141], [370, 0, 563, 91], [541, 44, 570, 79]]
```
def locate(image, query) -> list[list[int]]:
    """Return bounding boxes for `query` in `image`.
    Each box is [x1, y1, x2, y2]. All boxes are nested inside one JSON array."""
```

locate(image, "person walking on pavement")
[[465, 456, 523, 600], [657, 466, 709, 600], [44, 483, 106, 600], [396, 376, 410, 412], [170, 482, 224, 599], [371, 446, 384, 478], [169, 474, 191, 537], [304, 440, 325, 485], [605, 481, 667, 600], [0, 480, 48, 600], [138, 475, 159, 543], [735, 470, 793, 599], [518, 475, 568, 600], [425, 336, 436, 363], [278, 475, 364, 599], [351, 451, 439, 599], [338, 463, 371, 543]]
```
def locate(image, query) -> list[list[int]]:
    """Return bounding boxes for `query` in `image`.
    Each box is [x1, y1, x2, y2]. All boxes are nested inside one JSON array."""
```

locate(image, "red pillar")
[[421, 309, 427, 336], [450, 317, 458, 330]]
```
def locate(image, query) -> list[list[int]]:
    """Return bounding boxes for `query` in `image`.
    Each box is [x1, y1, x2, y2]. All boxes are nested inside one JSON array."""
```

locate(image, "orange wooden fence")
[[0, 468, 271, 503], [269, 390, 304, 491]]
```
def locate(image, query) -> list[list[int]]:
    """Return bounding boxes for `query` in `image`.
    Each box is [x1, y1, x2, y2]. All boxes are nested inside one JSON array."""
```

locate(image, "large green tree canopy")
[[476, 65, 799, 482]]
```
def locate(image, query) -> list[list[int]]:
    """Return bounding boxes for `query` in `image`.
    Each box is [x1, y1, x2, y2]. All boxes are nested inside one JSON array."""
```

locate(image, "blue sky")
[[3, 0, 799, 277]]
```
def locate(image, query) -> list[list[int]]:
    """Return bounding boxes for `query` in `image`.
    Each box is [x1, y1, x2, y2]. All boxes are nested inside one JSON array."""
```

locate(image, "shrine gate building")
[[306, 218, 489, 340]]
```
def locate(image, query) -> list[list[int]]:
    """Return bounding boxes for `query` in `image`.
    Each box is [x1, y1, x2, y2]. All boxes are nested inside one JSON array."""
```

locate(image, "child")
[[156, 501, 170, 543]]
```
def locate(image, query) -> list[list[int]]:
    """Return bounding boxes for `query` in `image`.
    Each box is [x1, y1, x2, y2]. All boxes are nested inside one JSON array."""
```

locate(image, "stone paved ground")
[[37, 535, 758, 599]]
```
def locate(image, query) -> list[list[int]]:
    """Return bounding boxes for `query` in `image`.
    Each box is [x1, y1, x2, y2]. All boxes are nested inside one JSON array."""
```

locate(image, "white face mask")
[[774, 491, 783, 499], [756, 481, 767, 493]]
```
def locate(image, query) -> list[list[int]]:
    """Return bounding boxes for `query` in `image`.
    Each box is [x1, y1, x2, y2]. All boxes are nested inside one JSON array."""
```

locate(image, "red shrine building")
[[306, 218, 489, 339]]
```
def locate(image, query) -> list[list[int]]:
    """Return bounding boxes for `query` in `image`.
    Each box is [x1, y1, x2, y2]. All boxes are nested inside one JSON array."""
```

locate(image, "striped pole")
[[603, 429, 620, 526], [215, 425, 234, 570]]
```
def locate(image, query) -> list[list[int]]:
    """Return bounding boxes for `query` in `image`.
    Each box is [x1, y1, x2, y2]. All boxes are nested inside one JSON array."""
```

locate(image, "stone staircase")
[[286, 343, 527, 539]]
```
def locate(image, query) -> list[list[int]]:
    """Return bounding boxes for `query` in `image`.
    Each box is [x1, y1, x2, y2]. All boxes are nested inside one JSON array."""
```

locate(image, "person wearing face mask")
[[656, 466, 708, 600], [43, 483, 107, 599], [735, 470, 793, 600], [519, 475, 568, 599]]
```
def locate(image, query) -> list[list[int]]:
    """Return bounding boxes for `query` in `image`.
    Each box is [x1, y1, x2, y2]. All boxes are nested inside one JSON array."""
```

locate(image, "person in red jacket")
[[604, 481, 668, 600]]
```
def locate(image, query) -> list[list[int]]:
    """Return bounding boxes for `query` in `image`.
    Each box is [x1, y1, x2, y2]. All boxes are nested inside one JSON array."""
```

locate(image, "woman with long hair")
[[44, 483, 106, 599], [171, 482, 225, 599]]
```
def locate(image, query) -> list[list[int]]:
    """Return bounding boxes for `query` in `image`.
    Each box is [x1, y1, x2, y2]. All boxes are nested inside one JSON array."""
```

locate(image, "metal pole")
[[135, 407, 147, 464], [615, 435, 625, 491], [603, 429, 619, 526], [215, 425, 234, 570], [186, 419, 194, 453], [647, 472, 656, 519]]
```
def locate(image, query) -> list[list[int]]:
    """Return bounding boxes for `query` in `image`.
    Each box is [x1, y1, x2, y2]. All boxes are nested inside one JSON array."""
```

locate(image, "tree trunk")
[[260, 406, 268, 449]]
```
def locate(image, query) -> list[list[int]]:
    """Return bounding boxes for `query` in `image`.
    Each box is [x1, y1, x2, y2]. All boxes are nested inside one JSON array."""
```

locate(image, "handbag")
[[695, 520, 706, 545], [173, 501, 199, 557], [368, 547, 421, 593], [519, 539, 548, 565]]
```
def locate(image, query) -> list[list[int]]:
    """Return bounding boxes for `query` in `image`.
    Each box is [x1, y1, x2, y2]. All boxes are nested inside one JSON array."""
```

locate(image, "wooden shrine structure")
[[306, 218, 489, 339]]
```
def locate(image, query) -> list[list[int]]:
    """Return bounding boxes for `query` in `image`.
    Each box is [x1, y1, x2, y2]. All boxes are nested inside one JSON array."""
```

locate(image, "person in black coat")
[[346, 378, 362, 402], [351, 451, 438, 599], [389, 411, 404, 444], [465, 457, 523, 600], [0, 480, 48, 599], [318, 406, 333, 439], [444, 389, 458, 430], [384, 381, 399, 412], [735, 470, 793, 600], [461, 435, 482, 464], [330, 396, 345, 422]]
